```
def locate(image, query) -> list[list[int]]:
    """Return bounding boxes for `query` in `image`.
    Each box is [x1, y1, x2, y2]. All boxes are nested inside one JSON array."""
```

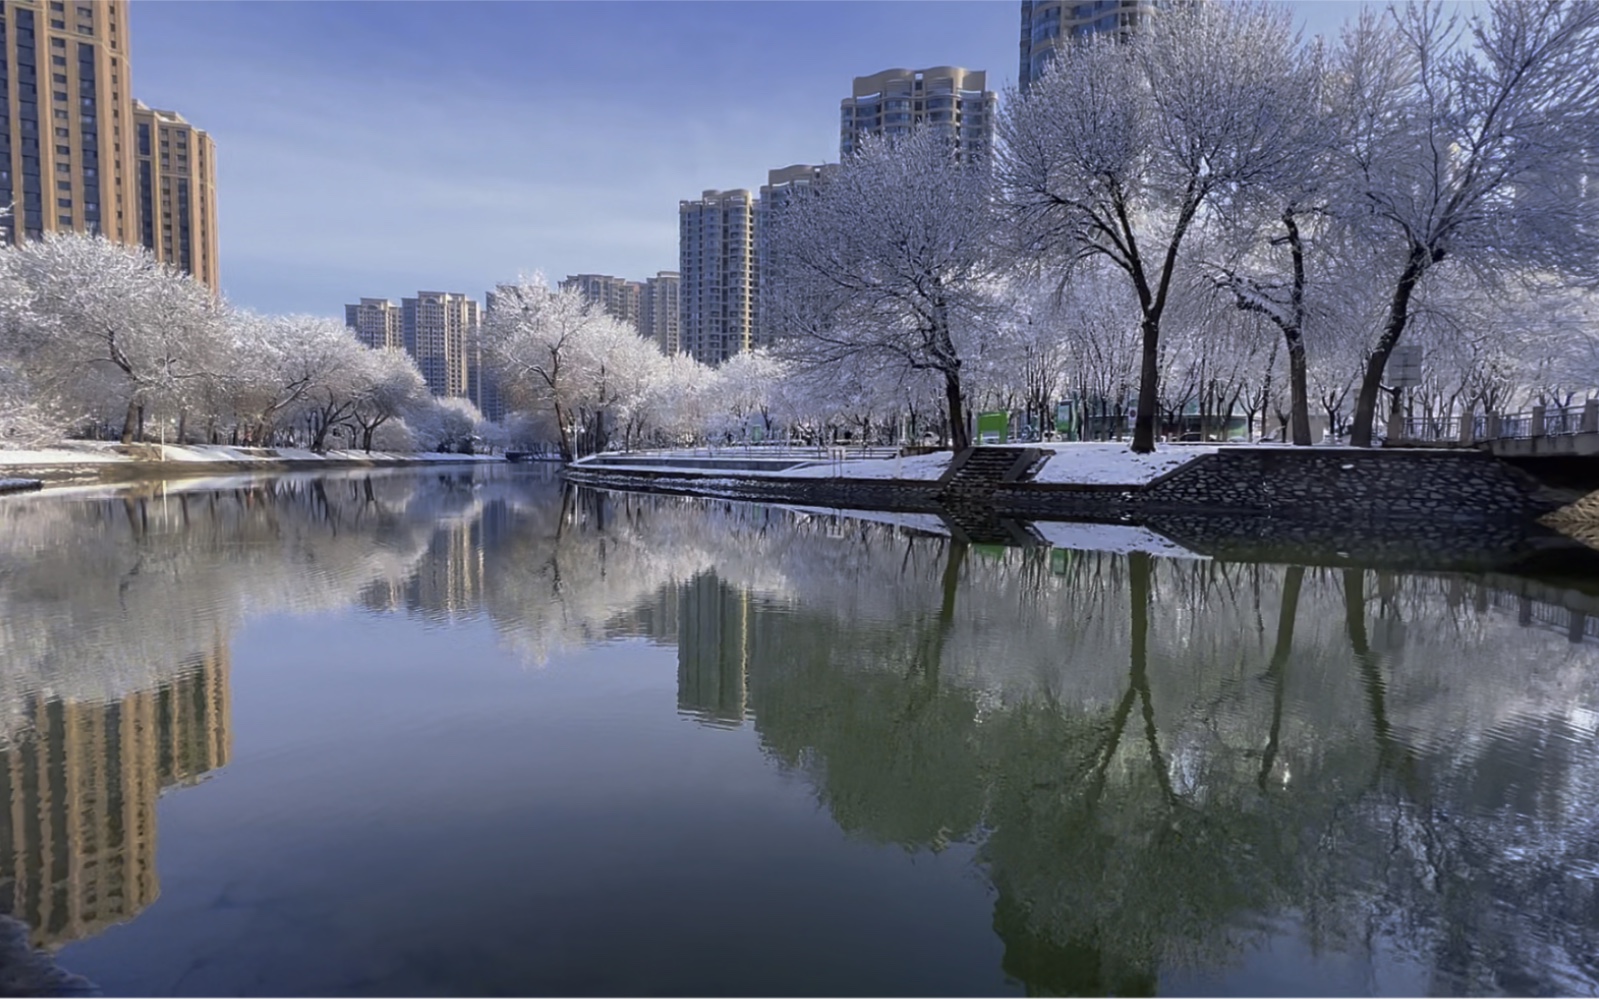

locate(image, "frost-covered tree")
[[1203, 35, 1335, 445], [480, 276, 639, 461], [351, 348, 430, 452], [1335, 0, 1599, 446], [768, 128, 996, 451], [1000, 1, 1306, 452], [1, 234, 222, 444]]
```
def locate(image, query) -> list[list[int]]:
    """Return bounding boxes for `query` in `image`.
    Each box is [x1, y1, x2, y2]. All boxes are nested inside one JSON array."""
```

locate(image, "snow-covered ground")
[[0, 442, 501, 467], [1030, 520, 1208, 559], [573, 450, 954, 481], [574, 443, 1221, 485], [1030, 442, 1217, 485]]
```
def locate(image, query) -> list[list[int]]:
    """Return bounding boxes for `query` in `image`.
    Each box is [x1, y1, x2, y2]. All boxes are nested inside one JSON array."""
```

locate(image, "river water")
[[2, 466, 1598, 996]]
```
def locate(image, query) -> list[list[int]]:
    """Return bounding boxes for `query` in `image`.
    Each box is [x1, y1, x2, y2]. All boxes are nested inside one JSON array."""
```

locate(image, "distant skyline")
[[125, 1, 1463, 318]]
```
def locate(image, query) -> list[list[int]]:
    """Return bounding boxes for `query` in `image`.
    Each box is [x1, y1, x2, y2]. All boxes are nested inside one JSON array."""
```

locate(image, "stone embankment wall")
[[559, 467, 944, 512], [568, 447, 1566, 525], [998, 448, 1560, 522]]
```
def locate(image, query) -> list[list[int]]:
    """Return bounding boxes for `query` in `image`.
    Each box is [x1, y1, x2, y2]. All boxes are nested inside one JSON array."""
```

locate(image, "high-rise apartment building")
[[559, 273, 643, 329], [755, 164, 832, 346], [679, 188, 756, 366], [1019, 0, 1157, 87], [839, 67, 995, 162], [344, 297, 403, 351], [0, 0, 136, 247], [402, 291, 479, 400], [131, 100, 218, 294], [638, 271, 681, 355], [0, 1, 219, 293]]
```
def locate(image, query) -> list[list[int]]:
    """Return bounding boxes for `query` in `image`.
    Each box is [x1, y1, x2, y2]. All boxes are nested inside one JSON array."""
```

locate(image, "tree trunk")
[[944, 368, 969, 451], [1285, 332, 1312, 446], [1132, 318, 1160, 453], [119, 398, 139, 445], [1351, 246, 1431, 447]]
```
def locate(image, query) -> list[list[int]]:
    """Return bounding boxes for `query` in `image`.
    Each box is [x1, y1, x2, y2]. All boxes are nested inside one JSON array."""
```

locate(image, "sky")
[[124, 1, 1395, 319]]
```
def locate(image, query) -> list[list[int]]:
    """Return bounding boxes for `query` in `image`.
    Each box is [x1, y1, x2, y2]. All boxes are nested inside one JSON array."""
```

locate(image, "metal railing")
[[1395, 402, 1596, 442]]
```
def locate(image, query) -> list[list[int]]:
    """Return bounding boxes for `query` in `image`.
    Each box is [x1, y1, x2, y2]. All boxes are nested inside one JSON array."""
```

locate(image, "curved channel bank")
[[564, 446, 1593, 571]]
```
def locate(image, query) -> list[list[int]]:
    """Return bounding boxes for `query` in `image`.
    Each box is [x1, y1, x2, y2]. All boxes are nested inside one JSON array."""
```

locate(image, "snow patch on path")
[[1030, 443, 1216, 485]]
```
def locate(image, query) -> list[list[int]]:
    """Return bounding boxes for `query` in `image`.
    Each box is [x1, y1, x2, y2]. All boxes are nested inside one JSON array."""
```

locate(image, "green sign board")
[[976, 411, 1009, 444], [1055, 400, 1075, 436]]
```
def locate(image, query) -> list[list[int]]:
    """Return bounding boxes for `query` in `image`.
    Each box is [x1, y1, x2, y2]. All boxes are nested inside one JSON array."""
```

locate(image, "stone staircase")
[[937, 447, 1045, 498], [935, 447, 1047, 545]]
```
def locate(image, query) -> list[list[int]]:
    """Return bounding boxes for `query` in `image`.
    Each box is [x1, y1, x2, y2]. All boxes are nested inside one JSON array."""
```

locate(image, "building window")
[[76, 25, 91, 34], [56, 180, 68, 190], [51, 38, 64, 48], [50, 19, 64, 29], [56, 214, 70, 224], [55, 144, 68, 155], [56, 197, 70, 207], [54, 127, 68, 137], [52, 73, 66, 84], [51, 56, 66, 66]]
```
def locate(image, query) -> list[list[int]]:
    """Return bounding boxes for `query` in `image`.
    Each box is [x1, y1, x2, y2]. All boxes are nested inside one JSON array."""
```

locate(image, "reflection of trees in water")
[[647, 521, 1599, 994], [7, 477, 1599, 986]]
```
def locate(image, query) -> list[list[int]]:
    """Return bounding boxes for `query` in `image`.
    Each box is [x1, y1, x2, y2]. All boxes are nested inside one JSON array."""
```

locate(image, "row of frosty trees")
[[3, 0, 1597, 458], [486, 0, 1599, 456], [0, 234, 498, 454]]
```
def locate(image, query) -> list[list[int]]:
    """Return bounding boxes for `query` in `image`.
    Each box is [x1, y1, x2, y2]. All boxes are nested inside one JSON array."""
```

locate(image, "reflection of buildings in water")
[[405, 519, 487, 621], [677, 574, 750, 728], [0, 644, 231, 950]]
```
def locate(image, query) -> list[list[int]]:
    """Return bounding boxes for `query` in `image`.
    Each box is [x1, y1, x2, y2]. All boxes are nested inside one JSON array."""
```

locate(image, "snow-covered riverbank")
[[571, 442, 1218, 485], [0, 442, 501, 486]]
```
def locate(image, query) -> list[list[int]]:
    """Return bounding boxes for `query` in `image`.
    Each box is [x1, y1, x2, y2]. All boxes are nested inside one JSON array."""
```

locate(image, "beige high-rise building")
[[679, 188, 755, 366], [0, 1, 219, 294], [559, 273, 642, 329], [756, 164, 832, 347], [839, 67, 995, 162], [0, 0, 137, 247], [638, 271, 680, 355], [131, 100, 219, 294], [344, 297, 402, 351], [1019, 0, 1157, 88], [403, 291, 480, 400]]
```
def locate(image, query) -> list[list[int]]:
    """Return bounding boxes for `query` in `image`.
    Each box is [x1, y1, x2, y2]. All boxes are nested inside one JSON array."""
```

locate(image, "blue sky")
[[126, 1, 1377, 318]]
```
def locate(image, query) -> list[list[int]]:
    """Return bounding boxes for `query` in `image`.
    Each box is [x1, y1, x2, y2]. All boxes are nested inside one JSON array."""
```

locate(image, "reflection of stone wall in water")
[[0, 645, 230, 950]]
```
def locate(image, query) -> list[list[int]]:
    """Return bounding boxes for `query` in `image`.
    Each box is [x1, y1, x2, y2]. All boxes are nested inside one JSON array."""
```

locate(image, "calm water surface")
[[1, 467, 1597, 996]]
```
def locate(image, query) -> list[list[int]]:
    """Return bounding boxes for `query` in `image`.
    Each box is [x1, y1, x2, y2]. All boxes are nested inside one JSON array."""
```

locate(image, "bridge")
[[1393, 400, 1599, 458]]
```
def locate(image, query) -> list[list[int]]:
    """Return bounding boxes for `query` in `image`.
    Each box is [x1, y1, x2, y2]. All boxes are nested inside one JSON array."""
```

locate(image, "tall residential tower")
[[679, 188, 755, 366], [560, 273, 643, 329], [0, 1, 219, 293], [839, 67, 995, 162], [1019, 0, 1157, 87], [131, 101, 218, 294], [639, 271, 681, 355]]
